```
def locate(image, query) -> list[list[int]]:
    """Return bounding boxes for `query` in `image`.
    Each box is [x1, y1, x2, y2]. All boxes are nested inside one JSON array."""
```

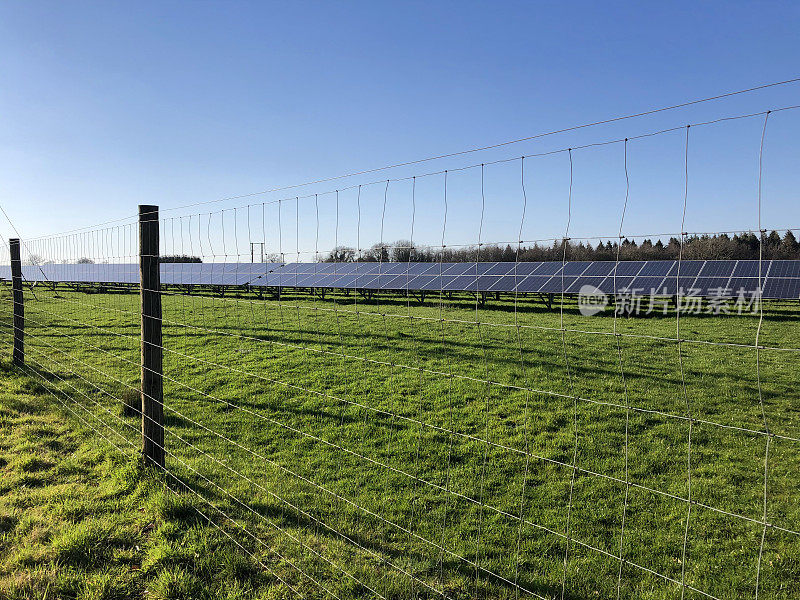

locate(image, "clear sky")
[[1, 1, 799, 260]]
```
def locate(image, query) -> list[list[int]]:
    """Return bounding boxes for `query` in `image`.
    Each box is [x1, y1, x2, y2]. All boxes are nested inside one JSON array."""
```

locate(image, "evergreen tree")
[[781, 230, 799, 257]]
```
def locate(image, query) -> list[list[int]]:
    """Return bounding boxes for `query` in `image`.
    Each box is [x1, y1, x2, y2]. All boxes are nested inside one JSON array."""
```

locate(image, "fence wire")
[[2, 105, 800, 599]]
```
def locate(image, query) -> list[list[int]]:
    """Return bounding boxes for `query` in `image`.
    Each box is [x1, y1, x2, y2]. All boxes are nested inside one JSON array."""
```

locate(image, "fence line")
[[2, 102, 799, 599], [18, 290, 800, 454]]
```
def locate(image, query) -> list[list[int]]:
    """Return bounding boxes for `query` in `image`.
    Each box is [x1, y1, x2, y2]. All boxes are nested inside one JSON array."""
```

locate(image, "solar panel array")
[[2, 260, 799, 299]]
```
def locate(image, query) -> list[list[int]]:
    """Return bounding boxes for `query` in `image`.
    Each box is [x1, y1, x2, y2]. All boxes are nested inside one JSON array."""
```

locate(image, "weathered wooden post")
[[139, 205, 164, 469], [10, 239, 23, 366]]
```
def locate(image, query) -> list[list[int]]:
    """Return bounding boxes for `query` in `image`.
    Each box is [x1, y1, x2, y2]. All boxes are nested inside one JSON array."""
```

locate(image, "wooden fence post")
[[10, 239, 23, 366], [139, 205, 164, 469]]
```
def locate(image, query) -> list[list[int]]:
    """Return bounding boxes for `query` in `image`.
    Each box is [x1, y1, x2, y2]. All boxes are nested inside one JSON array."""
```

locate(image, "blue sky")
[[1, 1, 799, 260]]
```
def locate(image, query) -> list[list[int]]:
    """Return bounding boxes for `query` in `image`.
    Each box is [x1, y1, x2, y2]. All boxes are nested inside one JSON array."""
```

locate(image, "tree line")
[[26, 254, 203, 265], [23, 231, 800, 265], [324, 230, 800, 262]]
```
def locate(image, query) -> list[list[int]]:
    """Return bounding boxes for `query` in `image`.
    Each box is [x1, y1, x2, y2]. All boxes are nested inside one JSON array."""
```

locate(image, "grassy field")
[[0, 361, 284, 600], [1, 283, 799, 599]]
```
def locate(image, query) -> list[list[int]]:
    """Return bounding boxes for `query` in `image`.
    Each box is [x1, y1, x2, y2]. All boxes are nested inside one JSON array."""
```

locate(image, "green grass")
[[0, 362, 288, 600], [1, 284, 799, 599]]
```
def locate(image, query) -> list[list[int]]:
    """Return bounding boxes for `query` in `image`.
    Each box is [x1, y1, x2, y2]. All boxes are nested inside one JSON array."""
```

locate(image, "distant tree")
[[766, 230, 781, 245], [160, 255, 202, 263], [619, 238, 640, 260], [390, 240, 415, 263], [25, 254, 44, 266], [413, 247, 435, 262], [363, 243, 390, 262], [324, 247, 356, 262], [781, 230, 799, 257], [338, 229, 798, 263], [76, 257, 94, 264]]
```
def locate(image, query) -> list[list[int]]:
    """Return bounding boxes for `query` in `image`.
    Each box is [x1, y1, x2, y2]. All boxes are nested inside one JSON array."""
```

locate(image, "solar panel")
[[7, 260, 800, 300], [660, 276, 703, 295], [532, 262, 563, 276], [221, 273, 246, 286], [442, 263, 477, 276], [382, 274, 411, 289], [768, 261, 800, 278], [318, 273, 356, 289], [597, 277, 635, 294], [355, 262, 381, 275], [581, 262, 616, 276], [486, 275, 519, 292], [763, 278, 800, 299], [229, 263, 272, 286], [516, 276, 548, 293], [318, 269, 354, 287], [693, 277, 734, 296], [731, 261, 757, 277], [727, 277, 761, 295], [673, 260, 704, 276], [538, 276, 576, 294], [698, 260, 734, 277], [472, 262, 497, 275], [182, 264, 214, 285], [318, 262, 350, 275], [481, 262, 518, 276], [612, 261, 646, 276], [274, 262, 299, 273], [566, 261, 594, 276], [275, 262, 306, 275], [276, 271, 302, 286], [44, 265, 61, 281], [289, 271, 322, 287], [629, 276, 668, 294], [381, 274, 415, 289], [354, 269, 385, 288], [566, 276, 606, 293], [312, 273, 345, 287], [209, 264, 238, 286], [334, 263, 375, 286], [498, 272, 546, 292], [35, 265, 59, 281], [637, 261, 676, 277], [416, 276, 444, 291], [376, 262, 409, 275], [393, 272, 422, 289], [359, 274, 389, 290], [514, 262, 545, 276], [243, 263, 284, 286], [406, 262, 439, 275], [443, 276, 477, 291], [478, 275, 510, 291]]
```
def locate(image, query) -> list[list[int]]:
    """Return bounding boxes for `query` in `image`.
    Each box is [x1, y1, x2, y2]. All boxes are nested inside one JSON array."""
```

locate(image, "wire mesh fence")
[[2, 104, 800, 599]]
